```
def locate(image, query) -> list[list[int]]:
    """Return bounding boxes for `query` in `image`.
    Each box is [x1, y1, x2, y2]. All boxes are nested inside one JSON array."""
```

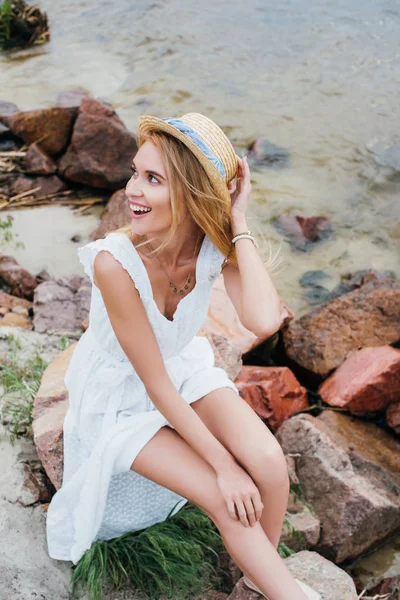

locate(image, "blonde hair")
[[112, 130, 283, 274]]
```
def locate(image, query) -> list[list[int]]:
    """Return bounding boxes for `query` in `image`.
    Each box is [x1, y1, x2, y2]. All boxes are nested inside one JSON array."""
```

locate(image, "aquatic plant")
[[0, 0, 49, 52]]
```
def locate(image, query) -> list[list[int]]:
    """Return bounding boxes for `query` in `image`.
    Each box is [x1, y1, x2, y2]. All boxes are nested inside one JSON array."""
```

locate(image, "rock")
[[0, 254, 38, 299], [386, 401, 400, 434], [276, 411, 400, 562], [299, 270, 333, 305], [22, 142, 57, 175], [0, 137, 21, 151], [199, 275, 294, 357], [247, 137, 290, 170], [281, 456, 321, 552], [89, 188, 132, 239], [281, 504, 321, 552], [272, 214, 334, 252], [58, 98, 138, 189], [12, 305, 29, 317], [282, 274, 400, 381], [32, 275, 91, 336], [55, 89, 92, 108], [0, 290, 32, 311], [0, 100, 19, 122], [19, 462, 53, 506], [0, 121, 9, 135], [228, 550, 357, 599], [235, 365, 308, 432], [32, 343, 73, 489], [9, 173, 68, 198], [0, 312, 31, 328], [4, 106, 77, 156], [362, 137, 400, 186], [318, 346, 400, 415], [366, 576, 400, 599], [201, 331, 243, 381]]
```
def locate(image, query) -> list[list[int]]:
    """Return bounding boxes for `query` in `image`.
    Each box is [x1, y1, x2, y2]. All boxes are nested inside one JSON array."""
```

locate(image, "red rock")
[[277, 214, 333, 243], [10, 174, 67, 198], [235, 365, 308, 432], [318, 346, 400, 415], [386, 401, 400, 434], [58, 98, 138, 189], [0, 313, 31, 328], [32, 345, 73, 489], [0, 290, 32, 310], [22, 142, 57, 175], [276, 411, 400, 562], [0, 255, 38, 299], [89, 188, 132, 240], [283, 275, 400, 380], [5, 106, 77, 156], [18, 463, 52, 506]]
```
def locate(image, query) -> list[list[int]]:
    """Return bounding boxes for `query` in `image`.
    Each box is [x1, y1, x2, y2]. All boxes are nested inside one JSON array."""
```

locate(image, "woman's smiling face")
[[126, 140, 177, 234]]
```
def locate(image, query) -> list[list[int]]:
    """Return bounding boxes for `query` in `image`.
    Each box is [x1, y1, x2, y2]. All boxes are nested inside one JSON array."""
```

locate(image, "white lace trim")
[[77, 234, 152, 303]]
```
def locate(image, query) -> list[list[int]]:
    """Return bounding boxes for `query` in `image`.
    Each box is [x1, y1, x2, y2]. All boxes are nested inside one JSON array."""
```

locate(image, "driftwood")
[[0, 147, 106, 213], [0, 0, 50, 52]]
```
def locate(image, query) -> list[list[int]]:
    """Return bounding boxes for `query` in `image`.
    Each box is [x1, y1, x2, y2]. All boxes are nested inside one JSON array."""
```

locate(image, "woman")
[[46, 113, 319, 600]]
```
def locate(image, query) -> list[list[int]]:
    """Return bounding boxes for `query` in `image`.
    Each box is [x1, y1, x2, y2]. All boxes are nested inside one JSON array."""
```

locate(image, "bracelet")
[[232, 229, 252, 242], [223, 230, 258, 267], [232, 233, 259, 248]]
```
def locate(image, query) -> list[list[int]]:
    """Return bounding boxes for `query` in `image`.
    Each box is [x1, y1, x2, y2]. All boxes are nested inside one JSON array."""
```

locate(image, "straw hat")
[[137, 113, 239, 205]]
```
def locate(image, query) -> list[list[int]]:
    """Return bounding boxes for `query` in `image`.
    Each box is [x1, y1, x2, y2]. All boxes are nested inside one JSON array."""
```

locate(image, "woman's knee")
[[245, 437, 290, 491], [131, 426, 228, 522]]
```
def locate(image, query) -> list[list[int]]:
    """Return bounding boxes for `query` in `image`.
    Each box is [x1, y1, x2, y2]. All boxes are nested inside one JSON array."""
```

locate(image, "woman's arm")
[[93, 250, 236, 474], [222, 155, 283, 337], [222, 216, 283, 337]]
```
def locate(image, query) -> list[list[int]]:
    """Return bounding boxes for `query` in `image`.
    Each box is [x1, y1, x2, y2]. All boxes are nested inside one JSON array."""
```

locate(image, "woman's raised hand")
[[216, 460, 264, 527]]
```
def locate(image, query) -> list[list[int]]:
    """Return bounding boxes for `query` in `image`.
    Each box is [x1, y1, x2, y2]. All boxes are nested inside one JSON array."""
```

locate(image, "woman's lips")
[[131, 209, 152, 219]]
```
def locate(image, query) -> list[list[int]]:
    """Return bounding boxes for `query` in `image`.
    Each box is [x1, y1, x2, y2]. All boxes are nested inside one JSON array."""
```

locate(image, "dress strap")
[[77, 233, 152, 302]]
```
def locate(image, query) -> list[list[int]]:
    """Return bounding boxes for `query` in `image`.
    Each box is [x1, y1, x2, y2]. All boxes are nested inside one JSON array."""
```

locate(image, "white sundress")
[[46, 231, 240, 565]]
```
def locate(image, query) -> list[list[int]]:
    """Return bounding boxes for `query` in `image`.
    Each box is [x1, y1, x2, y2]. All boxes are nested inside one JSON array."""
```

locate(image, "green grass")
[[69, 502, 226, 600], [0, 333, 69, 443], [0, 0, 12, 51], [69, 501, 297, 600]]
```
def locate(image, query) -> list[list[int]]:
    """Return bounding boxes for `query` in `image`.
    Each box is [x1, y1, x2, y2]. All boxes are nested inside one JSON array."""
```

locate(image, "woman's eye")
[[130, 167, 159, 184]]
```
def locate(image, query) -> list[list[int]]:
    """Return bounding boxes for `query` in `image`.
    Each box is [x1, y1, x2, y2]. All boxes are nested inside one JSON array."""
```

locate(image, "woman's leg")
[[191, 387, 290, 548], [130, 425, 308, 600]]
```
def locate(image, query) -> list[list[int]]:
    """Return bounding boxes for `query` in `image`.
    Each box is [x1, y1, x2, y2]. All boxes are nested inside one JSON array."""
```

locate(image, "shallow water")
[[1, 0, 399, 317], [1, 2, 399, 585]]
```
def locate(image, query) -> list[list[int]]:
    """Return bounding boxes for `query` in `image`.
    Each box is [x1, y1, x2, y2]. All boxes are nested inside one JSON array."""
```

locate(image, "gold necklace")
[[145, 234, 201, 296]]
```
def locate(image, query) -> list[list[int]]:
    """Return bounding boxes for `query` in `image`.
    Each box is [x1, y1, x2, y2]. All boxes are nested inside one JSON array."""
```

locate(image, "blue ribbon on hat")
[[162, 118, 226, 178]]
